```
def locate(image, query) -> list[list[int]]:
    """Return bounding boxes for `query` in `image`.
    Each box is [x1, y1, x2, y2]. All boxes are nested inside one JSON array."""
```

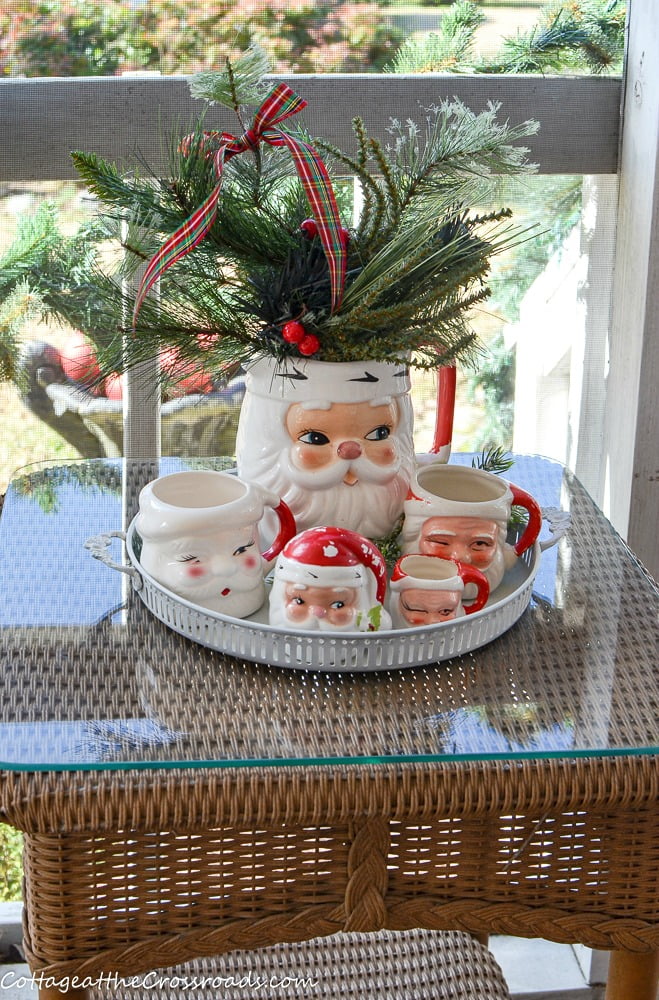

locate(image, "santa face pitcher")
[[236, 356, 415, 540]]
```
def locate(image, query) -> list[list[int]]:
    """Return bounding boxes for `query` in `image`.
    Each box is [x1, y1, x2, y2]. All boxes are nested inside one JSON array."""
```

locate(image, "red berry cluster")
[[278, 218, 351, 357], [282, 320, 319, 357], [300, 217, 350, 248]]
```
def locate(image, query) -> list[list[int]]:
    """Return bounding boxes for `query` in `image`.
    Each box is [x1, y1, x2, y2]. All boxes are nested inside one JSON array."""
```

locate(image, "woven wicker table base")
[[80, 929, 511, 1000]]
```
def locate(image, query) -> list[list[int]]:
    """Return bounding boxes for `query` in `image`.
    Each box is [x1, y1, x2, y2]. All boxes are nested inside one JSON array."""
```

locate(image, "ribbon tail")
[[132, 179, 223, 326], [277, 132, 347, 312]]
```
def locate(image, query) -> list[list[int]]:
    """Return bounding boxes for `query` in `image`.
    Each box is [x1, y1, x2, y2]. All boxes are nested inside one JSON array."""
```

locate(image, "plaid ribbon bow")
[[133, 83, 347, 325]]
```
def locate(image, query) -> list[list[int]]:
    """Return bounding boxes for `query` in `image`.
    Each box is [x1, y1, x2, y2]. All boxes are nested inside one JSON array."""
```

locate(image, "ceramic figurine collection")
[[80, 55, 546, 639]]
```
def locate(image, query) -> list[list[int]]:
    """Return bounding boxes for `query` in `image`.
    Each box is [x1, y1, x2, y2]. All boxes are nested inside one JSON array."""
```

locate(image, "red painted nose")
[[337, 440, 362, 460]]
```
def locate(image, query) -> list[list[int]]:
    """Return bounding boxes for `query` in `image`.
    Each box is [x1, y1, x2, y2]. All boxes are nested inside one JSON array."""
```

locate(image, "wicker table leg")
[[605, 950, 659, 1000]]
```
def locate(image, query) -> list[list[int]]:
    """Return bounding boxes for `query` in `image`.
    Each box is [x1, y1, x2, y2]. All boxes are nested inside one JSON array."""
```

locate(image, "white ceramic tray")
[[87, 520, 547, 672]]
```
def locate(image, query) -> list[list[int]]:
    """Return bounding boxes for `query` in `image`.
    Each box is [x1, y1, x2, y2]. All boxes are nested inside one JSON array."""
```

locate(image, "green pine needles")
[[390, 0, 626, 77], [66, 52, 539, 381]]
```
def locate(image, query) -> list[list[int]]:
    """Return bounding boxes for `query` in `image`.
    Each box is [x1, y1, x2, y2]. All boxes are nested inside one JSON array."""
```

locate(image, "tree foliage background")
[[0, 0, 402, 77]]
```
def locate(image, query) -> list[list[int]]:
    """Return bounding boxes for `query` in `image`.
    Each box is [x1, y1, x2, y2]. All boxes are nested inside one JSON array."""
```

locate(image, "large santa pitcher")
[[236, 355, 416, 540]]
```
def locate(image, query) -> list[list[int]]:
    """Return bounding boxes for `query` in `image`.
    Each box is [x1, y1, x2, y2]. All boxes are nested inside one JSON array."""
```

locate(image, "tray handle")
[[539, 507, 571, 551], [84, 531, 143, 589]]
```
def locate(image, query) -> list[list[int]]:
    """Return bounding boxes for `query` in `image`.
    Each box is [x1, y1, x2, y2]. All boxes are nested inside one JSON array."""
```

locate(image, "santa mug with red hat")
[[402, 464, 542, 594], [390, 553, 490, 629], [268, 526, 392, 632]]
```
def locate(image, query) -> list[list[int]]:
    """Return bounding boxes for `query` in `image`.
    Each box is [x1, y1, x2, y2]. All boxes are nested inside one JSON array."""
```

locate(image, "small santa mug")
[[269, 526, 392, 632], [136, 470, 296, 619], [389, 553, 490, 628], [401, 464, 542, 594]]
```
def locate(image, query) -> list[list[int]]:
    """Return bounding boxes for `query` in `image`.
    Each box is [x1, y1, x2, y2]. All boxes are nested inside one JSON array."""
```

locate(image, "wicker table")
[[0, 455, 657, 1000]]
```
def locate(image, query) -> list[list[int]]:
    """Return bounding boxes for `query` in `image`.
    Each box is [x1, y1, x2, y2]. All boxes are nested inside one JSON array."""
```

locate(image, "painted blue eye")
[[365, 425, 391, 441], [299, 430, 330, 445]]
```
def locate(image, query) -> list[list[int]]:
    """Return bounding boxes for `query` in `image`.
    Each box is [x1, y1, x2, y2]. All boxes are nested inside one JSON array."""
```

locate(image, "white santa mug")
[[402, 464, 542, 593], [236, 355, 416, 539], [389, 553, 490, 628], [268, 525, 392, 632], [136, 469, 296, 619]]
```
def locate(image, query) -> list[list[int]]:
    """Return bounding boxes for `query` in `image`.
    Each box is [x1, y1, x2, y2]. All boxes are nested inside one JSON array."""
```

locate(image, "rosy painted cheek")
[[243, 555, 259, 570], [186, 565, 206, 579], [328, 608, 354, 626], [293, 445, 330, 470], [472, 549, 494, 568], [286, 603, 308, 622], [404, 611, 426, 626], [367, 443, 395, 466]]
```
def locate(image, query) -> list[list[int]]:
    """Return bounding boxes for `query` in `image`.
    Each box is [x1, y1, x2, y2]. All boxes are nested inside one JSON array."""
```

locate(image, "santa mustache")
[[282, 447, 401, 490]]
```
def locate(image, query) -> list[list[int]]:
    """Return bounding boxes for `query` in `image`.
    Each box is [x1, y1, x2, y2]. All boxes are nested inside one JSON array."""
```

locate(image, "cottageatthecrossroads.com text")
[[0, 970, 320, 992]]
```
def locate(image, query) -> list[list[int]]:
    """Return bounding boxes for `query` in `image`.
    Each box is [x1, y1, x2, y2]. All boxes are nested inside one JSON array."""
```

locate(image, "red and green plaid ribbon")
[[133, 83, 346, 325]]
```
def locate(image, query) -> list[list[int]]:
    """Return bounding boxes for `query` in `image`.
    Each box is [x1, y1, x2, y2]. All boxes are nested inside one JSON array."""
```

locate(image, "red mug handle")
[[457, 562, 490, 614], [261, 499, 297, 564], [509, 483, 543, 556]]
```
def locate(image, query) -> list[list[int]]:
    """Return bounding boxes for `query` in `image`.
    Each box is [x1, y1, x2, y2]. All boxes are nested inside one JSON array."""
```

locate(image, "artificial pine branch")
[[188, 45, 270, 109]]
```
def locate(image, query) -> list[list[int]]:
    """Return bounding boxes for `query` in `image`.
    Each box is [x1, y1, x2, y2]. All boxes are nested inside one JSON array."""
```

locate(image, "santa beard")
[[282, 451, 410, 537], [246, 439, 413, 540]]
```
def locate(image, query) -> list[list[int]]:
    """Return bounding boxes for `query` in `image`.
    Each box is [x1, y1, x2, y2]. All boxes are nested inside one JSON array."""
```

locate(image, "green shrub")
[[0, 0, 401, 77], [0, 824, 22, 903]]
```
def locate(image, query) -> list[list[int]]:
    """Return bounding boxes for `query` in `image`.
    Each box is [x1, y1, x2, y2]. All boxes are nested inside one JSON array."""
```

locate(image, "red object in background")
[[196, 332, 219, 349], [104, 372, 124, 400], [159, 347, 213, 396], [59, 331, 102, 388]]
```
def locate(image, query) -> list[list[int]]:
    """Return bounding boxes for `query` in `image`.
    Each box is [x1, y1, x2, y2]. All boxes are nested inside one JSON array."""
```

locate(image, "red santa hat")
[[274, 526, 388, 606]]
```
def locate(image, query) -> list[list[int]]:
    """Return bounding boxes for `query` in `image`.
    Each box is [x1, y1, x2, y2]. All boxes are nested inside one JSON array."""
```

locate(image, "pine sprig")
[[188, 46, 271, 109]]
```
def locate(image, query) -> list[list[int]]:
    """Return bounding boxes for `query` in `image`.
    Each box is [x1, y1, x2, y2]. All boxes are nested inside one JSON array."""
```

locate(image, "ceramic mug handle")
[[509, 483, 543, 556], [261, 499, 297, 564], [457, 562, 490, 614]]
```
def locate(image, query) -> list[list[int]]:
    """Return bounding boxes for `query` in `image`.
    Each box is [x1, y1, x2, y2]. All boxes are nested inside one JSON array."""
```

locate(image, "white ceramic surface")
[[135, 469, 296, 619], [389, 553, 489, 629], [118, 521, 542, 672], [235, 355, 416, 539], [402, 464, 542, 594]]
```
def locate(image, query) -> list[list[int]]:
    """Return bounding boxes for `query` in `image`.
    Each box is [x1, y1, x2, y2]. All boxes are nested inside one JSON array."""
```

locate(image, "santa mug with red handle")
[[269, 526, 392, 632], [389, 553, 490, 628], [136, 469, 296, 619], [401, 463, 542, 594]]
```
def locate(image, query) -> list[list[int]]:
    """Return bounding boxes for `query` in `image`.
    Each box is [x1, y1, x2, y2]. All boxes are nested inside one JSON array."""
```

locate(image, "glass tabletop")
[[0, 454, 657, 771]]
